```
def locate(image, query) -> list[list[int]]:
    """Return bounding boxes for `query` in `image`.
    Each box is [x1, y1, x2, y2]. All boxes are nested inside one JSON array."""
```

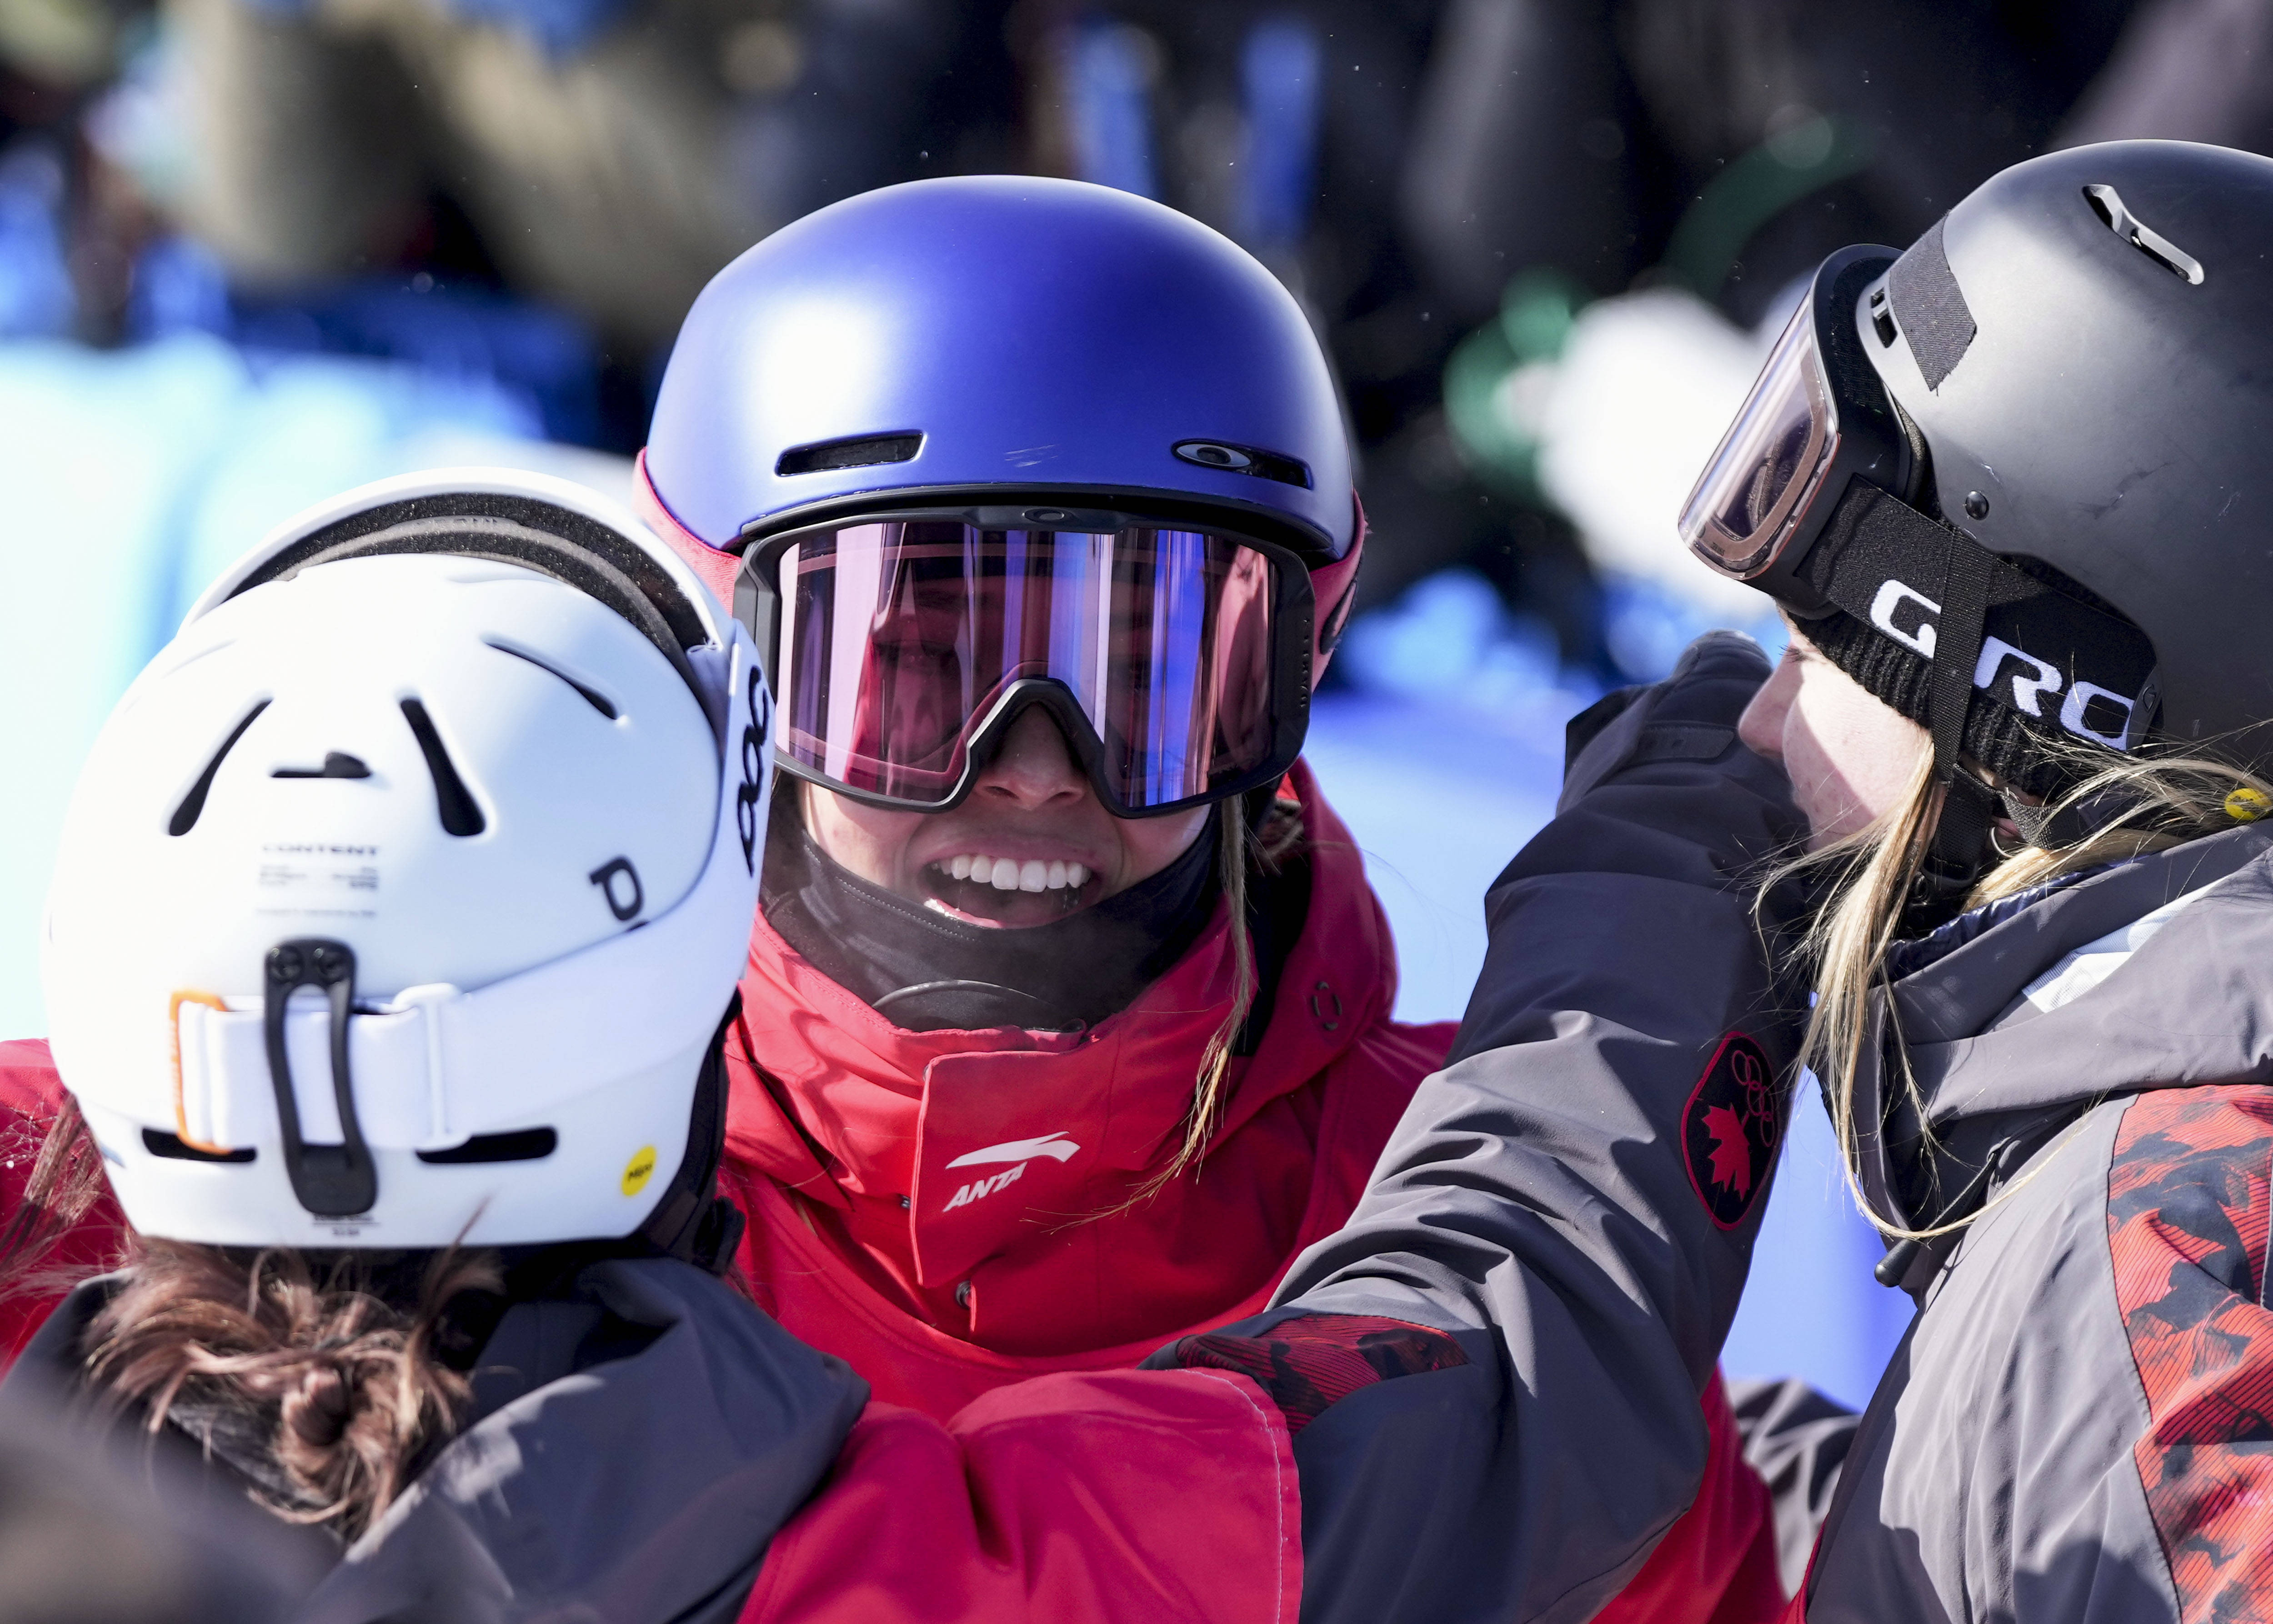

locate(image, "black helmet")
[[1683, 140, 2273, 872]]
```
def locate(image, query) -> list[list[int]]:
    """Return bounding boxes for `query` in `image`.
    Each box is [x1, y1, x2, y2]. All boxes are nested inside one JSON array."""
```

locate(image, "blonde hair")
[[1787, 739, 2270, 1240], [1071, 791, 1317, 1222], [1115, 797, 1308, 1207]]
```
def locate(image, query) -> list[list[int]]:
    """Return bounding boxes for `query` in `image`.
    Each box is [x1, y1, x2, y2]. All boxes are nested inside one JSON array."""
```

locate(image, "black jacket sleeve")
[[1158, 632, 1811, 1624]]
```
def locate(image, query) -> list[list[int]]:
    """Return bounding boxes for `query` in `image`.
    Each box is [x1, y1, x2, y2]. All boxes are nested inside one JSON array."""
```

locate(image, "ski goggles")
[[1679, 246, 2164, 763], [731, 504, 1319, 816], [1680, 246, 1917, 612]]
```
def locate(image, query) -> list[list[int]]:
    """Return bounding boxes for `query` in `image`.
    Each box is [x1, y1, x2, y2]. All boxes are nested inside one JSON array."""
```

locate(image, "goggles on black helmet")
[[1681, 236, 2166, 898], [731, 501, 1319, 817], [1680, 246, 1919, 612]]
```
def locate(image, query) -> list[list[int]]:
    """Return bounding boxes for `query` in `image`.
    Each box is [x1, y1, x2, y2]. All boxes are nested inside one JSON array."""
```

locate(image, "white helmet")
[[40, 469, 772, 1251]]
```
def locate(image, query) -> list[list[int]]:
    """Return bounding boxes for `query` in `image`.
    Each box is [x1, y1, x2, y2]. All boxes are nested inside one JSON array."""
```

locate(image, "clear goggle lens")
[[772, 520, 1281, 811], [1680, 300, 1841, 578]]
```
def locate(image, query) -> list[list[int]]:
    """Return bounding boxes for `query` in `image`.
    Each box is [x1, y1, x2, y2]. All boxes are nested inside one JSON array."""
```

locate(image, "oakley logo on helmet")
[[1171, 439, 1313, 489], [1870, 574, 2144, 749]]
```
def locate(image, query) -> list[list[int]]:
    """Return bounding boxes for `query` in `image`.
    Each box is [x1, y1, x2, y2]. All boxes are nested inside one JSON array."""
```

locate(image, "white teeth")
[[935, 855, 1094, 892]]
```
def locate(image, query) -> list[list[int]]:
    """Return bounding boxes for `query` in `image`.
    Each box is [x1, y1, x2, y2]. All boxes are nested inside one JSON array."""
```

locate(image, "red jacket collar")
[[724, 759, 1395, 1295]]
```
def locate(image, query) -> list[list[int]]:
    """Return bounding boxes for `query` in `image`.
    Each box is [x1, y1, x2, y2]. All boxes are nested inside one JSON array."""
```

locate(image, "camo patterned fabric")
[[2108, 1087, 2273, 1624], [1167, 1313, 1470, 1434]]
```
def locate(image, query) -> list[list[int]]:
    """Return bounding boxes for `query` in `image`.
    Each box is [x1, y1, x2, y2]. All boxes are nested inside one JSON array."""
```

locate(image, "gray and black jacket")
[[1792, 817, 2273, 1622], [1155, 630, 1816, 1623]]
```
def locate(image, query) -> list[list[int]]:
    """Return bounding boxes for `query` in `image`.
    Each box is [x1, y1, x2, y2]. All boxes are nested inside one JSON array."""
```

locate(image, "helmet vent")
[[1869, 288, 1898, 348], [416, 1128, 557, 1164], [142, 1129, 254, 1164], [272, 752, 372, 780], [2083, 185, 2205, 286], [776, 433, 924, 477], [484, 638, 619, 719], [167, 699, 271, 837], [398, 699, 486, 836], [1172, 439, 1312, 489]]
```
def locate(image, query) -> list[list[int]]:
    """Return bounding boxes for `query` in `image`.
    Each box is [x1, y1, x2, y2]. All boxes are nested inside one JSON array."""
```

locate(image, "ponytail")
[[0, 1097, 497, 1541], [84, 1241, 501, 1541]]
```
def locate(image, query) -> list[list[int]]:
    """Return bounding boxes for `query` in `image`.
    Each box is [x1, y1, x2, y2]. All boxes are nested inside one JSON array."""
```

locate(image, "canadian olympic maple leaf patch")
[[1681, 1032, 1780, 1229]]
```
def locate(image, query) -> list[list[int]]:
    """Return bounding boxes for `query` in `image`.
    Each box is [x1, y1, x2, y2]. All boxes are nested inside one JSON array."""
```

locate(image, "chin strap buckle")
[[1905, 770, 2000, 932], [263, 937, 379, 1218]]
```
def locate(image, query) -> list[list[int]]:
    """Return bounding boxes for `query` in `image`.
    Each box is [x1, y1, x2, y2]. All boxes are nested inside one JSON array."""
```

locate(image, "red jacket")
[[716, 762, 1781, 1622]]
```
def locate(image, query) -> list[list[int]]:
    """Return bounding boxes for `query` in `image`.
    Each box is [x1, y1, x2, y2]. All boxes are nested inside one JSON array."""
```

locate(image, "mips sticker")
[[1680, 1032, 1781, 1229], [621, 1145, 657, 1196]]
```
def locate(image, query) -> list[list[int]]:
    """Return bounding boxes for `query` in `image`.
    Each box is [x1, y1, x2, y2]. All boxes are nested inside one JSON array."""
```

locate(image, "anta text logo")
[[1868, 577, 2141, 748], [942, 1161, 1026, 1211], [939, 1132, 1080, 1213]]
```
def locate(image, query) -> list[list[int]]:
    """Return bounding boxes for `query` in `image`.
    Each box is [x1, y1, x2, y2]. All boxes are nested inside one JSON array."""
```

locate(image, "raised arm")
[[1247, 631, 1810, 1624]]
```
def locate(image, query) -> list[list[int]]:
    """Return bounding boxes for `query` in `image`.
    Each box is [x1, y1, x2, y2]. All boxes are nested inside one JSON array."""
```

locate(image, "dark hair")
[[0, 1098, 499, 1542]]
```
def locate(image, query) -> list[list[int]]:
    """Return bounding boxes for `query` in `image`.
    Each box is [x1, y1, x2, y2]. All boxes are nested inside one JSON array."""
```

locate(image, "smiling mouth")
[[921, 854, 1095, 926]]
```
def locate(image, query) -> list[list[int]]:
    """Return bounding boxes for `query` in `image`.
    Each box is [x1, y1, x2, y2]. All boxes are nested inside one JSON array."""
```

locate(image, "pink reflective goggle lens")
[[1680, 300, 1842, 579], [763, 518, 1299, 814]]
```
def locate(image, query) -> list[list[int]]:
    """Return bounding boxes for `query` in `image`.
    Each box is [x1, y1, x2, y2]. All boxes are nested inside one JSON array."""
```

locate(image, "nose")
[[973, 704, 1089, 811], [1737, 650, 1798, 763]]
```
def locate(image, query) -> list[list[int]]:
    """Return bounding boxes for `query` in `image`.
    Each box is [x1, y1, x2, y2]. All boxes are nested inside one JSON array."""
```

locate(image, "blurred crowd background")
[[4, 0, 2271, 1414]]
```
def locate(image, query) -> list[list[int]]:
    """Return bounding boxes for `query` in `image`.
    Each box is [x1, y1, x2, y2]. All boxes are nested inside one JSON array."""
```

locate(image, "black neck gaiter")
[[760, 785, 1222, 1033]]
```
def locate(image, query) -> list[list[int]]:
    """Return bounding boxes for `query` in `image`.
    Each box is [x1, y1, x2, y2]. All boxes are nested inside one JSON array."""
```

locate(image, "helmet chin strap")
[[1906, 532, 2000, 932], [634, 999, 746, 1275], [1902, 528, 2148, 928]]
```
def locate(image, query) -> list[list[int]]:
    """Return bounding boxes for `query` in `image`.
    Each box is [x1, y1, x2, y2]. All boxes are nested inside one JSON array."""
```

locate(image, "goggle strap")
[[1802, 485, 2159, 755], [1805, 483, 2166, 907]]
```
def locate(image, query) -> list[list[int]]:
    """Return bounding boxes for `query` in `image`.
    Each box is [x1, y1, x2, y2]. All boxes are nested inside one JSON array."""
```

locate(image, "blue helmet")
[[642, 175, 1356, 565]]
